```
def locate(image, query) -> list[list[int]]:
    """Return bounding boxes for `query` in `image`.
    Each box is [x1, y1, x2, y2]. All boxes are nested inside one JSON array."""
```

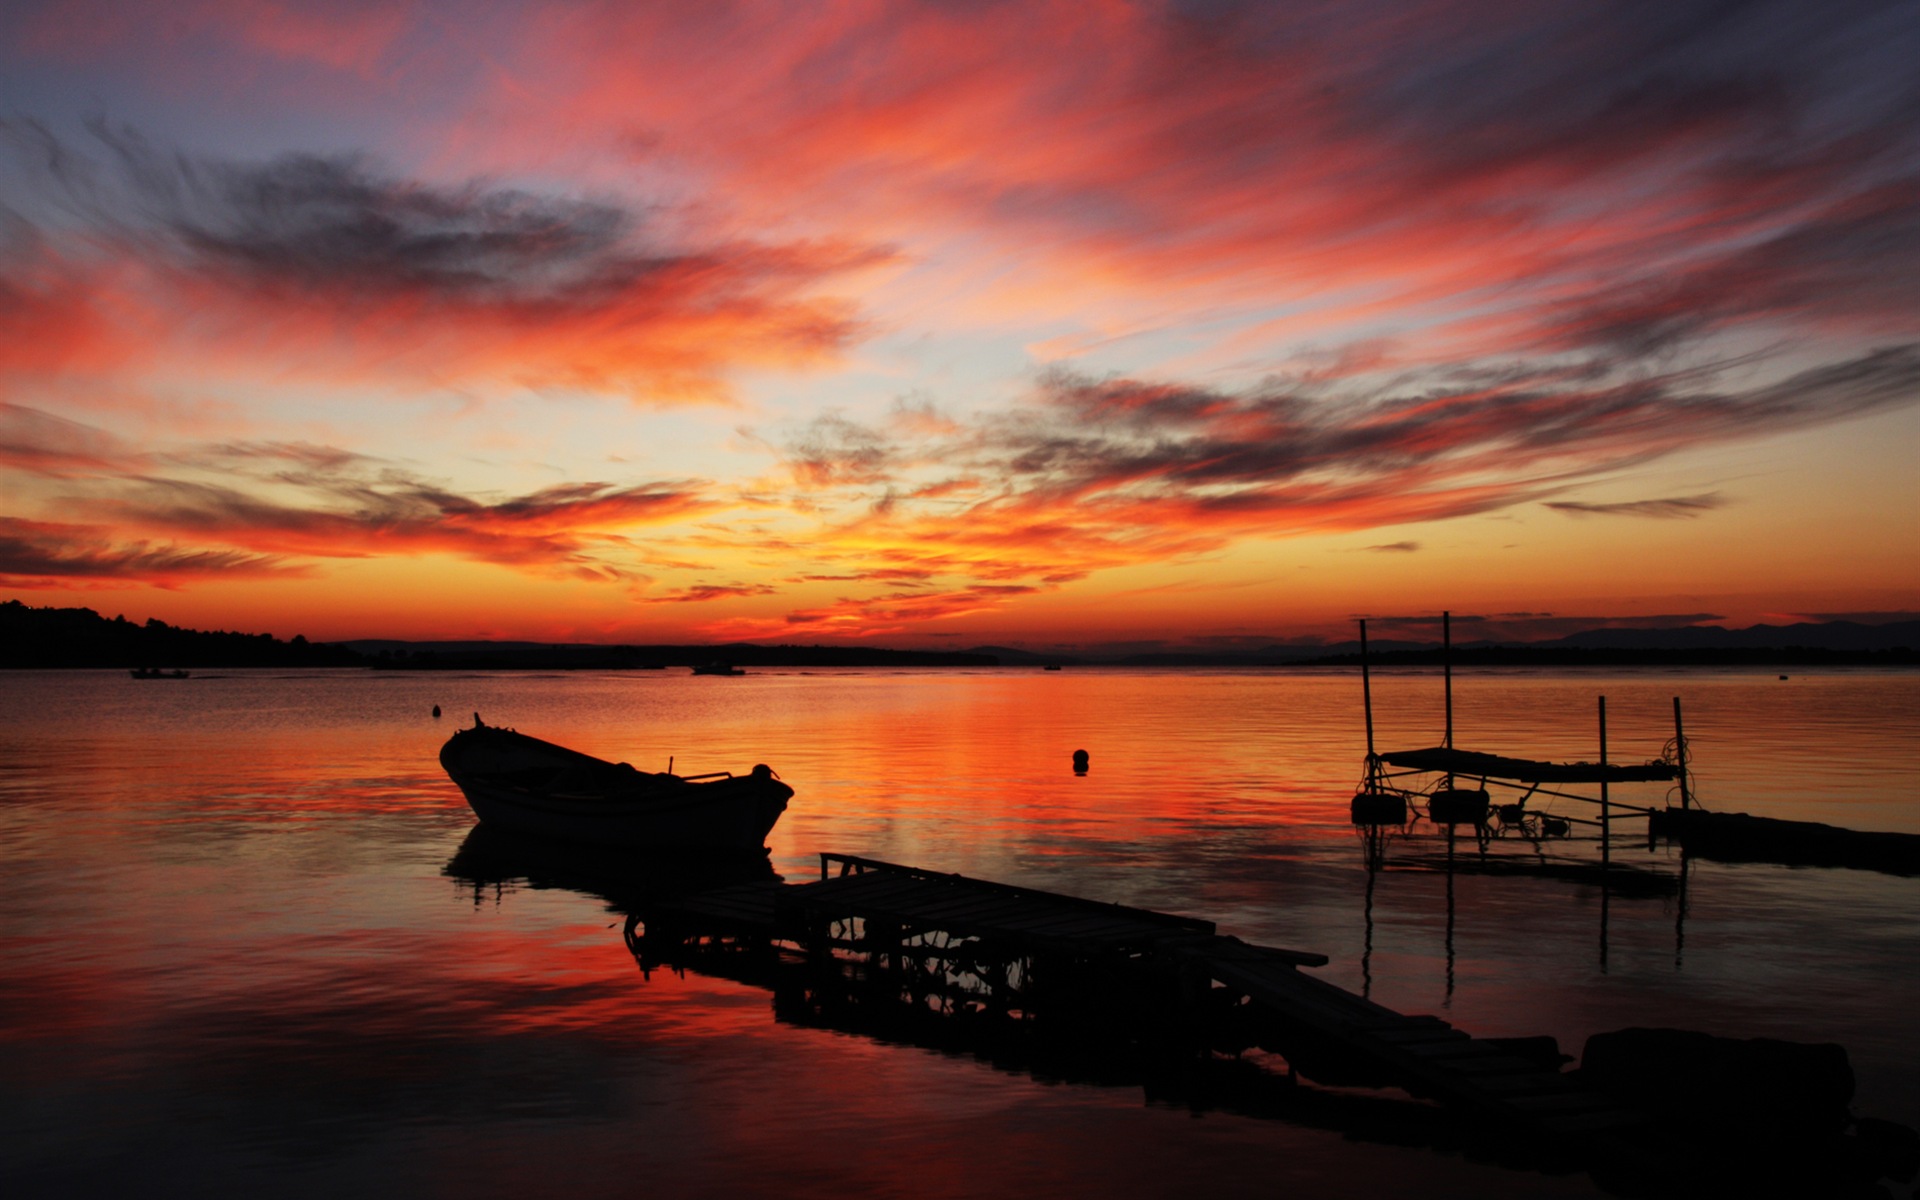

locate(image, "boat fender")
[[752, 764, 779, 780]]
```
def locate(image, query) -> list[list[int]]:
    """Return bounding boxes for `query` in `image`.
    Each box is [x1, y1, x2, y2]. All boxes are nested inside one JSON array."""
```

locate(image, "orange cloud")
[[702, 346, 1920, 631], [1, 416, 725, 585]]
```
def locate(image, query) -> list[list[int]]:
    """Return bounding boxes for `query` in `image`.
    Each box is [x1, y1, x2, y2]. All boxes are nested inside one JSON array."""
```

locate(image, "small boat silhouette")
[[439, 715, 790, 851]]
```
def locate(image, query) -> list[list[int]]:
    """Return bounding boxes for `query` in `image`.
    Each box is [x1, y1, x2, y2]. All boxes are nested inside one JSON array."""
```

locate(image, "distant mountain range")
[[975, 621, 1919, 666], [1287, 620, 1920, 666], [3, 598, 1914, 668]]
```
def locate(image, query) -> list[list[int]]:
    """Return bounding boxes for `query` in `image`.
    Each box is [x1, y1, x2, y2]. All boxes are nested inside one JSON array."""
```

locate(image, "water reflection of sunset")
[[3, 668, 1918, 1196]]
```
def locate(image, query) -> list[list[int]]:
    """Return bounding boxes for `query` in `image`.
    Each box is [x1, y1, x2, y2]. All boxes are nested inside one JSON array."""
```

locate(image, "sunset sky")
[[3, 0, 1916, 649]]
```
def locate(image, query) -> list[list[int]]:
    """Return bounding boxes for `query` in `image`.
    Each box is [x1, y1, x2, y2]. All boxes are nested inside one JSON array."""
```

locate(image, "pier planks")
[[651, 855, 1636, 1143]]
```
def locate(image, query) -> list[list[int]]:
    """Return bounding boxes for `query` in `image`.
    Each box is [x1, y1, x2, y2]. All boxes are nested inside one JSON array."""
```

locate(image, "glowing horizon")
[[3, 1, 1916, 649]]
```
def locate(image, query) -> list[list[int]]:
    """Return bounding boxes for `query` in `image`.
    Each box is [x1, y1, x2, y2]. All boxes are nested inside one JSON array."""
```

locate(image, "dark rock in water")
[[1574, 1027, 1920, 1194], [1579, 1026, 1854, 1138], [1481, 1035, 1569, 1071], [1848, 1117, 1920, 1183]]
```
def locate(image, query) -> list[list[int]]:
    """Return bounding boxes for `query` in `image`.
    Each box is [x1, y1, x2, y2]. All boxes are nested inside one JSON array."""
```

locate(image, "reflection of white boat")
[[439, 716, 790, 851]]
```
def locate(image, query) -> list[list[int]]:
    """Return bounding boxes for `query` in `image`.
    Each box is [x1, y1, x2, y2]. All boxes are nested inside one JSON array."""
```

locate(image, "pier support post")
[[1673, 696, 1691, 811], [1599, 696, 1610, 871], [1360, 619, 1377, 770]]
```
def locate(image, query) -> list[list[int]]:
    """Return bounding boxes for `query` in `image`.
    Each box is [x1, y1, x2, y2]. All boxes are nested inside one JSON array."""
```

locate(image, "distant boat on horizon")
[[690, 663, 745, 676], [129, 667, 190, 679]]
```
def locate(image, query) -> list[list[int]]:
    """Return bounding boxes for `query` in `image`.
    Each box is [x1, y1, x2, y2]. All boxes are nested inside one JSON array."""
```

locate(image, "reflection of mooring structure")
[[631, 853, 1646, 1151], [1350, 613, 1691, 868]]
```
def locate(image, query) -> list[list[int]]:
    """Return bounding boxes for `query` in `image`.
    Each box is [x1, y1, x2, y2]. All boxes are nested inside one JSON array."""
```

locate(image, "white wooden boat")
[[439, 716, 790, 851]]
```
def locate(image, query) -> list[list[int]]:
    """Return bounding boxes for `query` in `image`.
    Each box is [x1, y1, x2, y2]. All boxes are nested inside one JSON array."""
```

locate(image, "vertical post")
[[1442, 610, 1454, 750], [1673, 695, 1691, 811], [1360, 619, 1376, 762], [1598, 693, 1612, 971], [1598, 695, 1610, 870]]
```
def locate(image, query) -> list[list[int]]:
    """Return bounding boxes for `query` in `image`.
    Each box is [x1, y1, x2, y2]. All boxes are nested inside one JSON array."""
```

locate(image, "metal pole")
[[1443, 610, 1453, 750], [1599, 695, 1610, 869], [1360, 619, 1376, 761], [1673, 695, 1691, 811]]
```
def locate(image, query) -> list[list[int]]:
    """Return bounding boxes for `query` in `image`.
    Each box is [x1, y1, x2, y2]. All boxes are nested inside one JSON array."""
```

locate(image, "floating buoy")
[[1072, 749, 1089, 775], [432, 704, 442, 718]]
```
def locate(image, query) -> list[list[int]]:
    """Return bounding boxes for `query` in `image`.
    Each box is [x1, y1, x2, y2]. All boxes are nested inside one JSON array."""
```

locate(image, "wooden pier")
[[635, 854, 1643, 1151]]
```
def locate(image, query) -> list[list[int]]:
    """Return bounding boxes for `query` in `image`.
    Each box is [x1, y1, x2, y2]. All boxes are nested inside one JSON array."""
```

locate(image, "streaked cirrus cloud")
[[0, 516, 305, 589], [0, 118, 881, 402], [1546, 493, 1727, 519], [2, 419, 722, 583]]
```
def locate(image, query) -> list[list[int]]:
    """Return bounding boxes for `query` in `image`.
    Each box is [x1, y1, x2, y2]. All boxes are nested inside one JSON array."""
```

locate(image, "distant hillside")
[[0, 600, 363, 668]]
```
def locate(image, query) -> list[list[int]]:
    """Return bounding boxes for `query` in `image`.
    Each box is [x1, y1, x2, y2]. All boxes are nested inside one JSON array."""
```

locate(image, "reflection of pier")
[[633, 854, 1642, 1149], [447, 831, 1909, 1195]]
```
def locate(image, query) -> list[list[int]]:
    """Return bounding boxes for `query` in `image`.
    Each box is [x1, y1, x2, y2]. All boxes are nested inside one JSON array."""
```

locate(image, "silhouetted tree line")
[[0, 600, 363, 668]]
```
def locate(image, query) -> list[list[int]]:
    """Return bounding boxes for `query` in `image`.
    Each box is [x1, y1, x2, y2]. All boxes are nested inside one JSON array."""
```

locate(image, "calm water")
[[3, 667, 1917, 1198]]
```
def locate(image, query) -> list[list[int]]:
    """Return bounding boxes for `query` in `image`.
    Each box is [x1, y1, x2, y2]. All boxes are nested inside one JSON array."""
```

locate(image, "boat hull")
[[440, 724, 790, 852]]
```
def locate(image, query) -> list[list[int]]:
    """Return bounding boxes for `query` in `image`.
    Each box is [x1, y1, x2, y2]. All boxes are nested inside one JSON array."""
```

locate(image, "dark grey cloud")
[[22, 116, 702, 308], [1545, 493, 1727, 519], [650, 582, 778, 604], [986, 346, 1919, 506], [786, 412, 899, 486], [1365, 541, 1419, 552], [1543, 177, 1920, 353], [0, 117, 880, 391], [1799, 610, 1920, 625]]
